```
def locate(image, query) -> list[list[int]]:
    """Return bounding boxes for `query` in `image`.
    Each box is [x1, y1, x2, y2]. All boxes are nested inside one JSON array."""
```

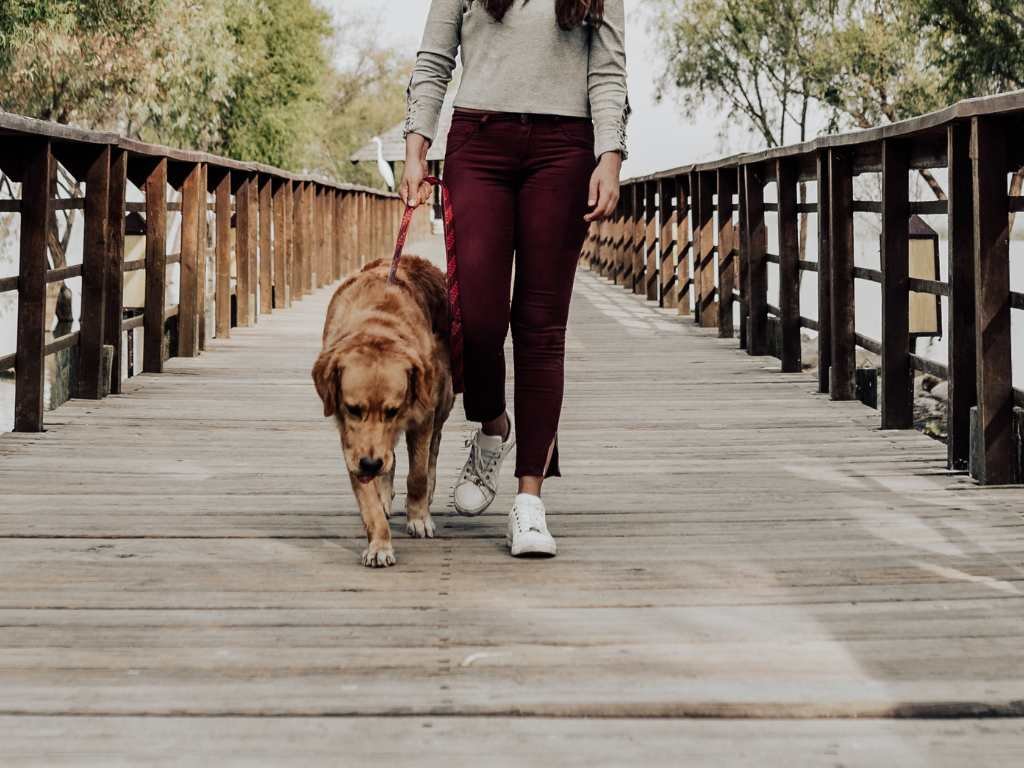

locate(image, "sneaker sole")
[[506, 533, 557, 557]]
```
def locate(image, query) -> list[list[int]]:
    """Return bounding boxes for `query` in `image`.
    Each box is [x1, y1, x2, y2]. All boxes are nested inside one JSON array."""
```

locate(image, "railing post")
[[304, 182, 314, 293], [213, 169, 232, 338], [776, 158, 801, 371], [610, 193, 623, 285], [696, 171, 717, 327], [333, 190, 343, 281], [677, 174, 691, 316], [970, 115, 1014, 484], [736, 165, 748, 349], [177, 162, 202, 358], [272, 179, 288, 308], [880, 139, 913, 428], [644, 181, 658, 301], [104, 149, 128, 394], [717, 168, 736, 337], [143, 158, 168, 374], [235, 174, 253, 326], [816, 152, 832, 394], [743, 163, 768, 354], [259, 174, 273, 314], [828, 149, 856, 400], [13, 139, 54, 432], [292, 181, 304, 298], [77, 144, 112, 397], [197, 164, 209, 350], [946, 122, 977, 470], [658, 176, 677, 309]]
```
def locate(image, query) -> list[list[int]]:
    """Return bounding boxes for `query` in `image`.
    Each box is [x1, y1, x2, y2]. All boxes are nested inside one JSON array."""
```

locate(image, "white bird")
[[373, 137, 396, 190]]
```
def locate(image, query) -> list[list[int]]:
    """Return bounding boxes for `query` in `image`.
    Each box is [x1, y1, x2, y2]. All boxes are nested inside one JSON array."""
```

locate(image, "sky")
[[324, 0, 744, 178]]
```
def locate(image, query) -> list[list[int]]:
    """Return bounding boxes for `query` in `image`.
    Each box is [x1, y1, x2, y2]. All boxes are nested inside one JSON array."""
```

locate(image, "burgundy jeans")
[[443, 109, 596, 478]]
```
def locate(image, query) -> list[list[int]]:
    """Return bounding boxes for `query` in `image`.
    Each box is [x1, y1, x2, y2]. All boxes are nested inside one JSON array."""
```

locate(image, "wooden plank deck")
[[1, 238, 1023, 764]]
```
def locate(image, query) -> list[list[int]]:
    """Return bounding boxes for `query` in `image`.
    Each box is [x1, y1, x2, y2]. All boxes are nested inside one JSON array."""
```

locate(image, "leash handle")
[[387, 176, 464, 394]]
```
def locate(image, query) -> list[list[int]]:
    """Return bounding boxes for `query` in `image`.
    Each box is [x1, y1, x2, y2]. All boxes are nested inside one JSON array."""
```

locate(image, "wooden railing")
[[582, 91, 1024, 485], [0, 111, 425, 432]]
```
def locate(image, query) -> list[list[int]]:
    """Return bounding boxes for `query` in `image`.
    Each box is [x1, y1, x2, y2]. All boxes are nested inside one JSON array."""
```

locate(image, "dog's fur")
[[312, 256, 454, 567]]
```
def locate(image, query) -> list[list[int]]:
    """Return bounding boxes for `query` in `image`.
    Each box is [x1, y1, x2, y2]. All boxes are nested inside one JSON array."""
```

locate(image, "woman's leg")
[[511, 122, 597, 492], [443, 127, 517, 426]]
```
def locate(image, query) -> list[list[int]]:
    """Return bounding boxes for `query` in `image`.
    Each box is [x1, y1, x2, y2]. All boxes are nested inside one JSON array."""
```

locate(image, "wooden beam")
[[259, 174, 273, 315], [744, 164, 768, 354], [776, 158, 801, 372], [946, 122, 977, 470], [272, 180, 288, 309], [970, 116, 1014, 484], [177, 163, 201, 358], [13, 140, 54, 432], [196, 164, 209, 351], [235, 175, 253, 326], [143, 158, 168, 374], [658, 176, 677, 309], [717, 168, 736, 337], [816, 152, 832, 394], [645, 181, 658, 301], [104, 149, 128, 395], [828, 149, 856, 401], [214, 170, 232, 338], [77, 145, 111, 398], [736, 167, 748, 349], [880, 140, 913, 428]]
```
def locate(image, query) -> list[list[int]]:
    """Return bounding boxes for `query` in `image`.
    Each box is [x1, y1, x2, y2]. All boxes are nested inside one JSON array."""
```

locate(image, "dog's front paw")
[[406, 515, 436, 539], [361, 542, 396, 568]]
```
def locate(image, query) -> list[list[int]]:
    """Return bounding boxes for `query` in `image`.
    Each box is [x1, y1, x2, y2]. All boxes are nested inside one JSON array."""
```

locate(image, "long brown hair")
[[476, 0, 604, 30]]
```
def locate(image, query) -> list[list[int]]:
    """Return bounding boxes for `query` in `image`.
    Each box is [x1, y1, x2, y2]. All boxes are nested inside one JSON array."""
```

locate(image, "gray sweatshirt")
[[405, 0, 629, 159]]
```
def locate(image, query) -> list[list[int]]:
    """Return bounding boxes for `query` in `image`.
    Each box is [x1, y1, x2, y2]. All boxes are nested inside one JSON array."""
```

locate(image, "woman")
[[400, 0, 628, 558]]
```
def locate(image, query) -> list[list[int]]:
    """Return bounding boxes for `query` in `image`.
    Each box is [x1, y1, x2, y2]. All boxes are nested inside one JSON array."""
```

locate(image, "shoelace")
[[460, 434, 504, 495], [512, 503, 547, 536]]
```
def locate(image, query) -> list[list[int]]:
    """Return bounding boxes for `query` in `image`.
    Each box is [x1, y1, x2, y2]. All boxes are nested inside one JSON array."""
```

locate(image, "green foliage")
[[0, 0, 410, 181], [916, 0, 1024, 98], [215, 0, 333, 169]]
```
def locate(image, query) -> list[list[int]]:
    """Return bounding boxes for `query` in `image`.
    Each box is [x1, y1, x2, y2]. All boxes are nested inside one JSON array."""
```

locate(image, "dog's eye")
[[384, 407, 400, 420], [345, 404, 363, 419]]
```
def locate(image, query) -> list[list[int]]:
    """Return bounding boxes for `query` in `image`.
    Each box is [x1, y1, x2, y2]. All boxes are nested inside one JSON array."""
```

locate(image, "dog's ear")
[[406, 352, 435, 414], [312, 348, 343, 418]]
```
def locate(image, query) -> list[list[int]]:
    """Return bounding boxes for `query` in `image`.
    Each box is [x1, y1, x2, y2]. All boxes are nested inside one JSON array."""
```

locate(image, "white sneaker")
[[507, 493, 557, 557], [452, 420, 514, 516]]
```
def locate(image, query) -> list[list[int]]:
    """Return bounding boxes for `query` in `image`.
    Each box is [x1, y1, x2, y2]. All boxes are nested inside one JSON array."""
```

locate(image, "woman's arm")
[[585, 0, 629, 220], [401, 0, 462, 206]]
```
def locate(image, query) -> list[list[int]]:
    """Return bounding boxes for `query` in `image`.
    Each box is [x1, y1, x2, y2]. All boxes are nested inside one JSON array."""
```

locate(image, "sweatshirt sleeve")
[[588, 0, 630, 159], [404, 0, 462, 144]]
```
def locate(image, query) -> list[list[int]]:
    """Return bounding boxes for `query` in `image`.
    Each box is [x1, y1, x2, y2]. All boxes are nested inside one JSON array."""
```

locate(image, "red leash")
[[387, 176, 464, 394]]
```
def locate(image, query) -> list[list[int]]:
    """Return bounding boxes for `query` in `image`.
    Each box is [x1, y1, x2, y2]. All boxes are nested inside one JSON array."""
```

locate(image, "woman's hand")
[[400, 133, 433, 208], [584, 151, 622, 222]]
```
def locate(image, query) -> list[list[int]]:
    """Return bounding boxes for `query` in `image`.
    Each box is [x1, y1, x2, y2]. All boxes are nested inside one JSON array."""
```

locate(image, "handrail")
[[0, 108, 430, 432], [583, 89, 1024, 485]]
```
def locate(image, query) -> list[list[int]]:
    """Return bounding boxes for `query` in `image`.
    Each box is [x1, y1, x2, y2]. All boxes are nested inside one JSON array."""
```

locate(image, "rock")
[[920, 374, 941, 393], [930, 380, 949, 402]]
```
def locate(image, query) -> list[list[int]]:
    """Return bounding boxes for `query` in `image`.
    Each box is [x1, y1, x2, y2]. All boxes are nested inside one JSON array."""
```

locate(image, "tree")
[[650, 0, 836, 149], [213, 0, 333, 169], [916, 0, 1024, 98]]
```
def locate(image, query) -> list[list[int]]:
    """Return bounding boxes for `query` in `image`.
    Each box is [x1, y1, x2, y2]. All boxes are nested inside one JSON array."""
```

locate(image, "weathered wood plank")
[[142, 158, 168, 375], [969, 116, 1014, 484], [76, 145, 111, 398], [828, 150, 855, 400], [776, 158, 800, 371], [177, 163, 201, 358], [258, 174, 273, 316], [881, 140, 913, 428], [946, 122, 976, 470], [744, 164, 768, 354], [13, 140, 53, 432], [213, 170, 232, 338]]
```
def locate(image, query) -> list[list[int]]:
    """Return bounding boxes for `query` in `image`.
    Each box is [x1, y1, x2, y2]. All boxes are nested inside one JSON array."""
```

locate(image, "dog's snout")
[[358, 456, 384, 476]]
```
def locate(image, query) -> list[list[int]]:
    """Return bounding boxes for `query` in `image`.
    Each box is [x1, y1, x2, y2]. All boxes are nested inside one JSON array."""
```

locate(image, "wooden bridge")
[[1, 96, 1023, 763]]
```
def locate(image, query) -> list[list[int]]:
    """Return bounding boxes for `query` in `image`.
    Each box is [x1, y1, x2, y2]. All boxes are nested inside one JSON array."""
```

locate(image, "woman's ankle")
[[481, 412, 510, 440], [517, 476, 543, 497]]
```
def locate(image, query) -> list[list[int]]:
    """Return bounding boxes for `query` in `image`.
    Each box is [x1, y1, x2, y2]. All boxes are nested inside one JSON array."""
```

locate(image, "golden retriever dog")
[[312, 255, 454, 568]]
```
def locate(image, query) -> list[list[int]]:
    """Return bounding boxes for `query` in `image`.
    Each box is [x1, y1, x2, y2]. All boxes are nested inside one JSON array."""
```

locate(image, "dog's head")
[[312, 335, 434, 484]]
